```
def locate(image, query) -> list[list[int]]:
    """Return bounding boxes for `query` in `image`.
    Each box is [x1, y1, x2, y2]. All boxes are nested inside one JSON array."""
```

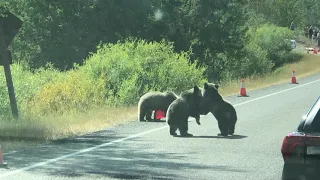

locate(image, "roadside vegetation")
[[0, 0, 320, 145]]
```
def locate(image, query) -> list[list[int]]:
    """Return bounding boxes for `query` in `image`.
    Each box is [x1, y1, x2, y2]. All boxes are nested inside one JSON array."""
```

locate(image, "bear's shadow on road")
[[4, 132, 248, 180], [140, 119, 166, 123], [140, 118, 201, 123], [179, 134, 248, 139]]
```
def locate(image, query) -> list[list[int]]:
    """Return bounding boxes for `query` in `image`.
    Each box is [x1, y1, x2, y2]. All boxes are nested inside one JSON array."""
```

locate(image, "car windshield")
[[305, 96, 320, 118], [310, 99, 320, 132]]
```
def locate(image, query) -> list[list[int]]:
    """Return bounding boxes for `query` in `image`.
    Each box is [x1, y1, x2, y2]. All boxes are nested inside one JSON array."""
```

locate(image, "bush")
[[82, 38, 207, 107], [246, 23, 294, 67], [0, 64, 62, 120], [218, 23, 295, 81], [0, 38, 207, 120], [28, 69, 106, 116], [240, 41, 274, 76]]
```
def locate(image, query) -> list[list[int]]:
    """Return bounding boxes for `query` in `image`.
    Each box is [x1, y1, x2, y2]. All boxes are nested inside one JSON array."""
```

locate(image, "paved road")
[[1, 73, 320, 180]]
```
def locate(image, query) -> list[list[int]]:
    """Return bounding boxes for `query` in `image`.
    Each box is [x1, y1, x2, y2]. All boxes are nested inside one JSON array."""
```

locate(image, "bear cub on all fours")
[[138, 91, 179, 122], [201, 83, 238, 137], [166, 85, 202, 137]]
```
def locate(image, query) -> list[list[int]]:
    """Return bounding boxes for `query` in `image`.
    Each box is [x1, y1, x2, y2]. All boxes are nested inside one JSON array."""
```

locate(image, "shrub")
[[0, 38, 207, 119], [218, 23, 294, 81], [28, 69, 106, 116], [240, 42, 274, 77], [0, 64, 61, 120], [82, 38, 207, 107], [246, 23, 294, 67]]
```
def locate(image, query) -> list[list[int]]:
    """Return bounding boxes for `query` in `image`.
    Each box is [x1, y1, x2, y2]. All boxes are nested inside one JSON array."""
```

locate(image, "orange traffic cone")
[[290, 70, 298, 84], [238, 79, 249, 97], [0, 146, 8, 168], [154, 110, 165, 120]]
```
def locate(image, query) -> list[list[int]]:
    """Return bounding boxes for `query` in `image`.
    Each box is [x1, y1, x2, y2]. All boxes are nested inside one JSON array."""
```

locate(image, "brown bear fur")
[[166, 86, 202, 137], [138, 91, 178, 122], [201, 83, 238, 137]]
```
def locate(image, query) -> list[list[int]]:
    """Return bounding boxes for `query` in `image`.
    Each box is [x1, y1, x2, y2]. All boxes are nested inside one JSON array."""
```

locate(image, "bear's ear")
[[204, 83, 209, 90], [215, 84, 220, 89]]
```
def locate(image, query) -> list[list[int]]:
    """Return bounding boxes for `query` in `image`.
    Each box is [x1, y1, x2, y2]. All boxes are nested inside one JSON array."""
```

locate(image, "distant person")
[[317, 32, 320, 47], [309, 26, 313, 40], [305, 26, 309, 37], [290, 22, 295, 31], [314, 29, 318, 41]]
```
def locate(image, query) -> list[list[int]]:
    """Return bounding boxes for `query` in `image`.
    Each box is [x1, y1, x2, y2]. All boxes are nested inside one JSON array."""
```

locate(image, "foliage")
[[246, 24, 294, 67], [2, 0, 247, 77], [81, 38, 206, 106], [0, 39, 206, 120]]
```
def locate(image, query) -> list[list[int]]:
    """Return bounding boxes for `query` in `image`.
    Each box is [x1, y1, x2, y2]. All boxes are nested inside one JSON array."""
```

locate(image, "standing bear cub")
[[201, 83, 238, 137], [138, 91, 178, 122], [166, 85, 202, 137]]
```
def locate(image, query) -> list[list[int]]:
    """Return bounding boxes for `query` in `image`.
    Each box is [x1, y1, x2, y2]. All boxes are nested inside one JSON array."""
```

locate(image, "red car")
[[281, 96, 320, 180]]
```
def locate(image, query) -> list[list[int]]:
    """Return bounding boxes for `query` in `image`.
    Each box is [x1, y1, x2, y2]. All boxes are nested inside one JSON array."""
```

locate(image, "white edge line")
[[1, 78, 320, 178], [0, 126, 166, 178], [233, 79, 320, 107]]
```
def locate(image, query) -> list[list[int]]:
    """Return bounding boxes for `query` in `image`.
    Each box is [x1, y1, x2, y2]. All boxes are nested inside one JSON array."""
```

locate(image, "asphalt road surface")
[[1, 73, 320, 180]]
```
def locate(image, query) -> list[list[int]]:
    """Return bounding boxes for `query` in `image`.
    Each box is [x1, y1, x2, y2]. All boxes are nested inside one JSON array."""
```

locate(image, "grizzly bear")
[[201, 83, 238, 137], [166, 86, 202, 137], [138, 91, 178, 122]]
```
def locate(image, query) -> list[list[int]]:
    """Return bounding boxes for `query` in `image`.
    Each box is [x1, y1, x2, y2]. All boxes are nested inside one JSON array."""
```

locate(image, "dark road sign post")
[[0, 11, 23, 120]]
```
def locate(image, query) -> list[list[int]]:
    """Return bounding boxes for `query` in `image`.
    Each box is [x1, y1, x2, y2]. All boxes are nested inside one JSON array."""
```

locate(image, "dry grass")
[[0, 106, 137, 152], [44, 106, 138, 139], [1, 52, 320, 153], [0, 106, 137, 140]]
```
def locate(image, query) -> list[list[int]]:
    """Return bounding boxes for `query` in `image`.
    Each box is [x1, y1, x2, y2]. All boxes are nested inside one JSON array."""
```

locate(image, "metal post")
[[0, 27, 19, 120]]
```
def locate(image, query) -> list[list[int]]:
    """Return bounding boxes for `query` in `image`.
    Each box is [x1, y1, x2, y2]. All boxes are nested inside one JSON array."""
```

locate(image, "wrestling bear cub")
[[166, 85, 202, 137], [200, 83, 238, 137]]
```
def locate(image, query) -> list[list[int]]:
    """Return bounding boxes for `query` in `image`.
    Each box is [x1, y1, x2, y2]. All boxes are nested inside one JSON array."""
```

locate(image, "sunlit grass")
[[219, 53, 320, 96], [0, 106, 137, 140]]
